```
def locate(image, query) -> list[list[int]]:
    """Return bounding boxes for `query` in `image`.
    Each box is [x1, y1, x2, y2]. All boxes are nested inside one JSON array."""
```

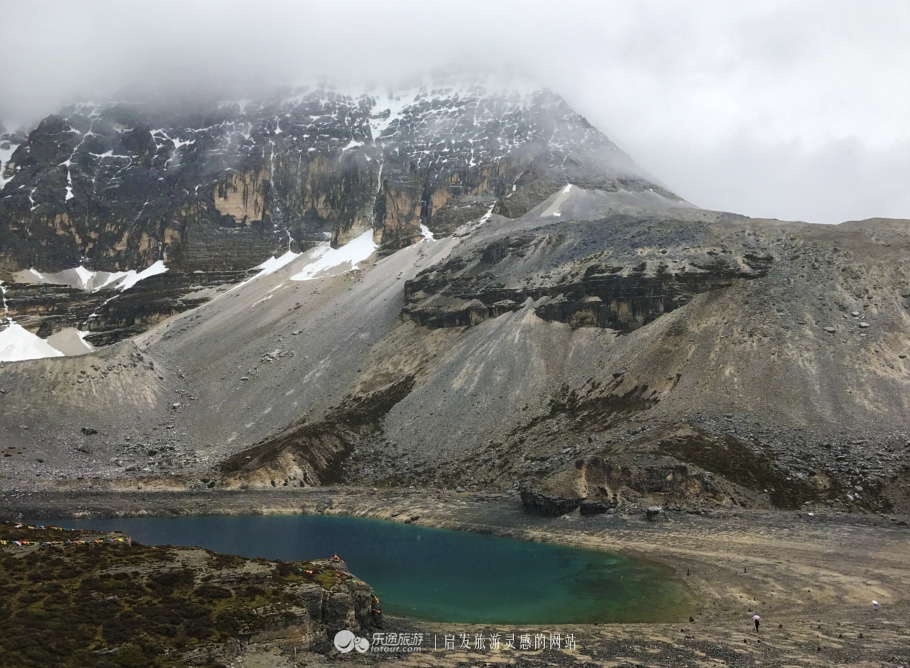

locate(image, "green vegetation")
[[0, 521, 362, 668]]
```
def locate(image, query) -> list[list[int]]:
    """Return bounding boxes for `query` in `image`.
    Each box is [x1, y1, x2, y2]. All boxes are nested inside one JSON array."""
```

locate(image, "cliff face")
[[2, 271, 243, 345], [0, 85, 670, 275], [403, 224, 774, 332]]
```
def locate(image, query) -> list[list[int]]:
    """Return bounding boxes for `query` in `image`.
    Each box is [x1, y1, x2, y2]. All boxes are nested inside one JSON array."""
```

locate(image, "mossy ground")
[[0, 521, 358, 668]]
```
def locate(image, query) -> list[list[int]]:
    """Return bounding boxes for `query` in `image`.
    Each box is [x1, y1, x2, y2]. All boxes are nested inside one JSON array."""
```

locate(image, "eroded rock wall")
[[0, 85, 669, 275]]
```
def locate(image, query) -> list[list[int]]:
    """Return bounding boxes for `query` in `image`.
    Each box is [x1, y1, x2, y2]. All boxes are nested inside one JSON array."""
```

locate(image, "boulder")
[[646, 505, 663, 521], [519, 482, 584, 516], [579, 499, 616, 516]]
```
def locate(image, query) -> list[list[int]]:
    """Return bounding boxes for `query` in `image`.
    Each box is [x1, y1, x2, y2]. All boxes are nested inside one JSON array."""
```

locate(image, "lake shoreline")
[[51, 513, 696, 625], [3, 487, 909, 665]]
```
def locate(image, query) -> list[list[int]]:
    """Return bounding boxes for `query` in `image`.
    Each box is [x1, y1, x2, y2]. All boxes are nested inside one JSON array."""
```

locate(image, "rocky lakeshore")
[[2, 487, 908, 667], [0, 515, 382, 667]]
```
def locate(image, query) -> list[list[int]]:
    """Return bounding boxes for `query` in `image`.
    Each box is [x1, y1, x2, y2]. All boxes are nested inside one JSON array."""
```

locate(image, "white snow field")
[[290, 230, 377, 282], [14, 260, 169, 293], [0, 322, 64, 362]]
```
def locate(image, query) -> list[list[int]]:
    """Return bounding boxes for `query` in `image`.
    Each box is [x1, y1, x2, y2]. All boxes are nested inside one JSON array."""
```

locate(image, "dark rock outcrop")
[[3, 270, 245, 345], [219, 377, 416, 488], [579, 499, 616, 516], [519, 482, 584, 516], [404, 216, 774, 332], [646, 505, 663, 521]]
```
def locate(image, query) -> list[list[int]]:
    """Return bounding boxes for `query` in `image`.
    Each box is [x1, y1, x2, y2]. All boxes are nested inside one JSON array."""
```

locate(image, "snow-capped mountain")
[[0, 82, 676, 274]]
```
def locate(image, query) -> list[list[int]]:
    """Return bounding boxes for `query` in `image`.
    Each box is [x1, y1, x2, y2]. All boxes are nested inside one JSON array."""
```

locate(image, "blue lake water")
[[51, 514, 694, 624]]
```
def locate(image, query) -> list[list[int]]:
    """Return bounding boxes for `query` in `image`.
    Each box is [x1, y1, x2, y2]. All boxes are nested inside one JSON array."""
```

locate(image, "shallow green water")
[[55, 514, 693, 624]]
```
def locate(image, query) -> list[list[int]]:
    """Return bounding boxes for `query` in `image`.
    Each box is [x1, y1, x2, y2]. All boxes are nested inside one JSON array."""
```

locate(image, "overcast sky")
[[1, 0, 907, 223]]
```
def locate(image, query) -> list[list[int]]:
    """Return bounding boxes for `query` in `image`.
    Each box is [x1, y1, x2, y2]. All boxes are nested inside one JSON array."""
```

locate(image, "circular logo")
[[334, 630, 355, 653], [353, 636, 370, 653]]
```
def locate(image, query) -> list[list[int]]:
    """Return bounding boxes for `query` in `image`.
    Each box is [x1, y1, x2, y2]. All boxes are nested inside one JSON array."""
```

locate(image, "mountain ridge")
[[0, 83, 674, 277], [0, 82, 907, 518], [1, 186, 907, 515]]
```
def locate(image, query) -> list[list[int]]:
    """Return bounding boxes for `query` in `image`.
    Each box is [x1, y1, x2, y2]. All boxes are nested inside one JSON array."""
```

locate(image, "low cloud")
[[1, 0, 907, 223]]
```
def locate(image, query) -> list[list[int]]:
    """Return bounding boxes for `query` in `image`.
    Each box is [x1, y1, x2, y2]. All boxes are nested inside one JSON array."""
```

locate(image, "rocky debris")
[[218, 377, 416, 489], [519, 481, 584, 516], [646, 505, 663, 521], [1, 103, 908, 521], [579, 499, 616, 516], [2, 269, 245, 345]]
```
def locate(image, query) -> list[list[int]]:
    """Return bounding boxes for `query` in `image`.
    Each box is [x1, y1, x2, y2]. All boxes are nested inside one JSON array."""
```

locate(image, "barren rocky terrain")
[[2, 192, 907, 518]]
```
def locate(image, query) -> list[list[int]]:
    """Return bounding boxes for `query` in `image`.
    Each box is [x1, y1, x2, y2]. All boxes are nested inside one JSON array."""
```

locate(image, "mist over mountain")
[[0, 78, 673, 279], [1, 1, 907, 223]]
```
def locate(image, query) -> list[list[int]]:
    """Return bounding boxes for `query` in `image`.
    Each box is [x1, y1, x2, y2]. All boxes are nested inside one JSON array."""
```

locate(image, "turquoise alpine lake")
[[52, 514, 694, 624]]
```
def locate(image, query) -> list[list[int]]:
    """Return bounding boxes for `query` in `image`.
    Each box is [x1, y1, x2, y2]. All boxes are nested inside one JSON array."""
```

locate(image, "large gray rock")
[[520, 481, 584, 516], [646, 505, 663, 521], [322, 591, 355, 631], [294, 582, 325, 620]]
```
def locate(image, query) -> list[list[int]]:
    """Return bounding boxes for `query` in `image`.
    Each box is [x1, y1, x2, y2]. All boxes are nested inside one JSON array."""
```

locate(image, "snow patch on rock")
[[0, 140, 21, 190], [541, 183, 574, 217], [21, 261, 169, 293], [228, 250, 303, 293], [116, 260, 169, 291], [290, 230, 377, 281], [0, 322, 64, 362]]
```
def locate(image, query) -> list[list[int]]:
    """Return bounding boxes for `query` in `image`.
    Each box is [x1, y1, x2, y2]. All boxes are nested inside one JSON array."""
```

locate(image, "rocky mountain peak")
[[0, 80, 672, 276]]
